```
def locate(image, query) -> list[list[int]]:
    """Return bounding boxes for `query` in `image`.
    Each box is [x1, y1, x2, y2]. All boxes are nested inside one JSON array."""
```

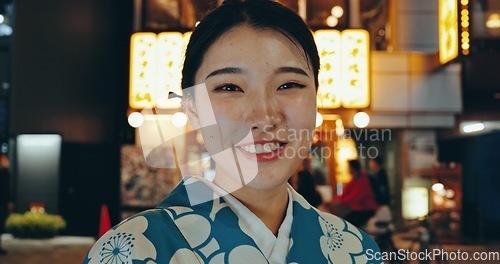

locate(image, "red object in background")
[[98, 204, 112, 238]]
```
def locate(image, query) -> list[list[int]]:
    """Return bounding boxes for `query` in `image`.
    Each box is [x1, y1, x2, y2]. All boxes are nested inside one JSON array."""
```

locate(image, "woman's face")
[[192, 25, 317, 192]]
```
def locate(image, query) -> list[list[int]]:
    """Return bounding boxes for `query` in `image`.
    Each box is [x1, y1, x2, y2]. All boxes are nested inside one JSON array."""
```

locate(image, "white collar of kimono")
[[196, 177, 293, 262]]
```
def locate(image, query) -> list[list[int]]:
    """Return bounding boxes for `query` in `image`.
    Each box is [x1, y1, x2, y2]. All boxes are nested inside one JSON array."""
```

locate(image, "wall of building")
[[10, 0, 133, 236]]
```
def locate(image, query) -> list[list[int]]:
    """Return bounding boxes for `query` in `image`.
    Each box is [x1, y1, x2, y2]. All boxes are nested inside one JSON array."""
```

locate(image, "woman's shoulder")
[[290, 189, 381, 262], [82, 208, 190, 264]]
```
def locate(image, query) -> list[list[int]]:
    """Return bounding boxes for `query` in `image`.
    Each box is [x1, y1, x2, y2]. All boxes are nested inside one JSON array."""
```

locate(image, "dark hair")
[[181, 0, 320, 90], [371, 155, 384, 165], [348, 159, 362, 172]]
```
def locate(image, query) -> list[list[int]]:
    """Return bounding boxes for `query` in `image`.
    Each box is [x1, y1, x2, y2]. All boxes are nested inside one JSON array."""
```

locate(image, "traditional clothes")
[[83, 177, 381, 263]]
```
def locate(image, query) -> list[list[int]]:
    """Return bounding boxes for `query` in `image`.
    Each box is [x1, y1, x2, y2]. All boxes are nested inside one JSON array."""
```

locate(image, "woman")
[[84, 1, 380, 263], [338, 160, 379, 228]]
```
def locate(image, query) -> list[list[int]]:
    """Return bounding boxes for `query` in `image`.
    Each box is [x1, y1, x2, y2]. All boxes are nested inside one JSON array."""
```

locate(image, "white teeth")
[[240, 142, 281, 154], [271, 143, 280, 150], [255, 144, 263, 153], [263, 144, 272, 152], [248, 145, 256, 153]]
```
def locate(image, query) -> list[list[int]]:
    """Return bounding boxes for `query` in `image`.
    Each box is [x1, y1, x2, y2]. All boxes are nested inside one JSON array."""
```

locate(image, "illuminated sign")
[[130, 32, 190, 109], [439, 0, 459, 64]]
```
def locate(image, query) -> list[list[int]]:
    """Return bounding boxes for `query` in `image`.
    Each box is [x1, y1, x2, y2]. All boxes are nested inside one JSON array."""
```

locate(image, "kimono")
[[83, 177, 381, 264]]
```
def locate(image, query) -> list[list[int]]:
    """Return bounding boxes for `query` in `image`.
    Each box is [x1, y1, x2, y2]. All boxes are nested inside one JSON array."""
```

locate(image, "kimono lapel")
[[220, 186, 293, 262], [158, 178, 272, 263]]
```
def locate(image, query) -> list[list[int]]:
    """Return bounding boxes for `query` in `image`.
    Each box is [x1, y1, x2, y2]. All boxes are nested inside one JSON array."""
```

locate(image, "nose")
[[245, 94, 283, 131]]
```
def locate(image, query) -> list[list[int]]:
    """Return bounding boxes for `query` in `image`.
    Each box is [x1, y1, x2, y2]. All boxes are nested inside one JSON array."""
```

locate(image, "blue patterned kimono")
[[83, 177, 381, 263]]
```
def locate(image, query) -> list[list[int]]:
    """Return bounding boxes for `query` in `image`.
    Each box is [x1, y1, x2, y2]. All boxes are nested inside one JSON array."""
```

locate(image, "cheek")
[[212, 103, 245, 127], [284, 95, 317, 130]]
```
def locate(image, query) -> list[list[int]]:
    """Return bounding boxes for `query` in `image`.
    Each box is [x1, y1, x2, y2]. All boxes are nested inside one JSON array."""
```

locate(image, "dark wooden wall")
[[10, 0, 133, 236]]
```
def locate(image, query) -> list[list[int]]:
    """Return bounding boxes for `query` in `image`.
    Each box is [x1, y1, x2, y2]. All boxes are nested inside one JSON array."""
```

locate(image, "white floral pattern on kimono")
[[83, 177, 382, 264], [86, 216, 157, 264]]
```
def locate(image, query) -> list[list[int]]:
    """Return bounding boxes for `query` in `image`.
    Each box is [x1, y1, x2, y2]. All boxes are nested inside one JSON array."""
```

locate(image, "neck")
[[232, 183, 289, 236]]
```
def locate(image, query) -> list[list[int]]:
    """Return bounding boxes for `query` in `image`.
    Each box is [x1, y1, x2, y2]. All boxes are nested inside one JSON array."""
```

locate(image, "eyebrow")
[[205, 66, 310, 80], [206, 67, 244, 80], [275, 66, 310, 77]]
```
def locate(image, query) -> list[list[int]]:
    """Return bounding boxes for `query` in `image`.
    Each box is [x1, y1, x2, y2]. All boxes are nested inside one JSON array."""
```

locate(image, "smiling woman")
[[83, 1, 381, 263]]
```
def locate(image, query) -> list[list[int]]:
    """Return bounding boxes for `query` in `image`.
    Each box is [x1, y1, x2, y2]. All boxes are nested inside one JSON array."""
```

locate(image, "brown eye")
[[278, 82, 306, 90], [214, 84, 243, 92]]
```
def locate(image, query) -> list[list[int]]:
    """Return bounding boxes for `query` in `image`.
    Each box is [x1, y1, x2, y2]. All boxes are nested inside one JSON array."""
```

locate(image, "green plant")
[[5, 212, 66, 238]]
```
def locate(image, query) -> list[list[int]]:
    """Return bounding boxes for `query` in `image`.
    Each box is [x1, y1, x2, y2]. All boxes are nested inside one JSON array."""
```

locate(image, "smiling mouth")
[[236, 142, 287, 154]]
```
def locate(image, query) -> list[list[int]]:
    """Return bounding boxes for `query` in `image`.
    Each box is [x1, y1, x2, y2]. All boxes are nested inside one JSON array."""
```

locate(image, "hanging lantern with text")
[[439, 0, 459, 64], [315, 29, 370, 109], [130, 32, 191, 109]]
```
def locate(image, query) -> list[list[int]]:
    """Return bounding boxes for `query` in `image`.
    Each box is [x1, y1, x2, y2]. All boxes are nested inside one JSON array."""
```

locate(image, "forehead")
[[200, 25, 310, 69]]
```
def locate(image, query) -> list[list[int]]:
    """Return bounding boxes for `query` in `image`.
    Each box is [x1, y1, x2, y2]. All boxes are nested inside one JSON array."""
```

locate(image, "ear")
[[182, 97, 200, 129]]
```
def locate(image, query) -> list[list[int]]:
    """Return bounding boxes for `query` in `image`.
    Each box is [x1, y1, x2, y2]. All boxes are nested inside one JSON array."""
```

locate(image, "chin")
[[242, 169, 292, 191]]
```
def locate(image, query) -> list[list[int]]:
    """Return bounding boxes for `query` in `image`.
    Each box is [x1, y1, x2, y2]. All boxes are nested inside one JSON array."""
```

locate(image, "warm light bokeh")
[[439, 0, 459, 64]]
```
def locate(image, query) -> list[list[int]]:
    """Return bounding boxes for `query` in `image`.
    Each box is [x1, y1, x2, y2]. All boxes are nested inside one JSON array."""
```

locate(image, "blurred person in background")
[[296, 156, 322, 207], [368, 156, 390, 206], [337, 159, 378, 228]]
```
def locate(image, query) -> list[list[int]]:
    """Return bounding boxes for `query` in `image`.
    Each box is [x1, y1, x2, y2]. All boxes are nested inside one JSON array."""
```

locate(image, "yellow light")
[[463, 49, 469, 55], [335, 138, 358, 184], [314, 29, 370, 109], [461, 31, 469, 37], [460, 0, 469, 5], [402, 187, 429, 219], [326, 16, 339, 27], [128, 112, 144, 128], [486, 13, 500, 29], [315, 112, 324, 127], [432, 183, 444, 192], [461, 21, 470, 28], [439, 0, 459, 64], [129, 32, 192, 109], [335, 119, 344, 137], [462, 43, 470, 50], [315, 30, 342, 109], [129, 33, 158, 109], [462, 37, 469, 43], [156, 32, 186, 109], [446, 189, 455, 199], [461, 15, 469, 21], [331, 6, 344, 18], [461, 9, 469, 16], [314, 30, 370, 109], [353, 111, 370, 128], [433, 195, 444, 205], [30, 205, 46, 215], [340, 30, 370, 108], [172, 112, 188, 127]]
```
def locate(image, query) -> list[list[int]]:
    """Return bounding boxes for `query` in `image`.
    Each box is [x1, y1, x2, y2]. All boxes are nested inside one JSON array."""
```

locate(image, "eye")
[[278, 82, 306, 90], [214, 84, 243, 92]]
